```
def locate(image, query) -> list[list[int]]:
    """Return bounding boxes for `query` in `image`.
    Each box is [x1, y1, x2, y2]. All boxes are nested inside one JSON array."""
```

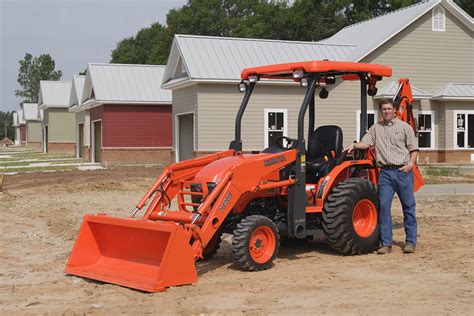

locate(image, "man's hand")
[[399, 161, 414, 173], [344, 143, 355, 153]]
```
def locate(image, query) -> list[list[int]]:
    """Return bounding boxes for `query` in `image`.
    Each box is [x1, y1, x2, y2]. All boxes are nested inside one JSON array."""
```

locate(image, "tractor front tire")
[[323, 178, 379, 255], [232, 215, 279, 271]]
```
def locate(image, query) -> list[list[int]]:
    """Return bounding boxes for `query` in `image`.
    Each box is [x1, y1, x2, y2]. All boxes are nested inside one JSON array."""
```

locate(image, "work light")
[[238, 81, 248, 92], [293, 69, 304, 79]]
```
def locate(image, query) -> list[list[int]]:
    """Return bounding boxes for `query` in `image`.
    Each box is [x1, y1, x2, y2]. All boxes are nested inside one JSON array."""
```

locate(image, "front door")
[[44, 126, 48, 153], [78, 124, 84, 158], [93, 121, 102, 163], [178, 114, 194, 161]]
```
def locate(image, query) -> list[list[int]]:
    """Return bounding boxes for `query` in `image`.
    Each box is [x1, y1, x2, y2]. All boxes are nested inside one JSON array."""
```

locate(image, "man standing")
[[345, 99, 419, 254]]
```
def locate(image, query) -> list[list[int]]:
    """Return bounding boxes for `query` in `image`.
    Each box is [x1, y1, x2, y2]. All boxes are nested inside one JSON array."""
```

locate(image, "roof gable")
[[22, 103, 41, 121], [323, 0, 472, 61], [162, 34, 356, 87], [17, 109, 25, 124], [38, 81, 72, 108], [12, 111, 19, 126], [323, 0, 440, 61], [69, 75, 85, 108], [81, 63, 172, 104]]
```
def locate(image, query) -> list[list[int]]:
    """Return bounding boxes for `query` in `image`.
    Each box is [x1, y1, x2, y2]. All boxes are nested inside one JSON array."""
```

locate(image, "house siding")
[[364, 10, 473, 92], [197, 83, 305, 151], [172, 85, 198, 149], [20, 125, 26, 143], [101, 104, 172, 148], [26, 121, 42, 142], [44, 108, 75, 143]]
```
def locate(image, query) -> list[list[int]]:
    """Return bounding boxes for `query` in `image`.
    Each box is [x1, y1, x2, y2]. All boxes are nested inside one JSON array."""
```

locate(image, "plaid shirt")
[[361, 118, 418, 166]]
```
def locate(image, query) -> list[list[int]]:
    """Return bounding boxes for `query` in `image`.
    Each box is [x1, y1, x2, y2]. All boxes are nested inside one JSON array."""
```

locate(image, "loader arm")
[[393, 78, 425, 191]]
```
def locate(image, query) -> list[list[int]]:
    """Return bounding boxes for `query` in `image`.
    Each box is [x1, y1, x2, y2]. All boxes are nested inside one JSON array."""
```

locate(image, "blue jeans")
[[378, 169, 417, 246]]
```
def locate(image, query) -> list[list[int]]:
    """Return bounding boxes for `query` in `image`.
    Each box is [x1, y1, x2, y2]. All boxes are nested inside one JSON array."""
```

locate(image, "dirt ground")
[[0, 167, 473, 315]]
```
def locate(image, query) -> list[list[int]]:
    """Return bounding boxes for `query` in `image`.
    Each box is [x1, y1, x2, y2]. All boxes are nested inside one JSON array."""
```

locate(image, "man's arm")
[[399, 125, 419, 173], [399, 150, 418, 173], [344, 141, 370, 153]]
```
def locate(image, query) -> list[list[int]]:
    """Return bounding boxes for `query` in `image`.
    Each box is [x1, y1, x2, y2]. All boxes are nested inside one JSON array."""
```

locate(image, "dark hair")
[[378, 99, 397, 111]]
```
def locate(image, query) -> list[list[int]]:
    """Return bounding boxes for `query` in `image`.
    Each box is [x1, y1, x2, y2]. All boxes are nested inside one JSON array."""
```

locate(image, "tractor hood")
[[193, 153, 270, 184]]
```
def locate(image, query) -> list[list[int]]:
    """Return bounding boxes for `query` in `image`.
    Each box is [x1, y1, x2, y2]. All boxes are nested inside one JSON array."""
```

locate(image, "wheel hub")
[[352, 199, 377, 238], [249, 226, 276, 263]]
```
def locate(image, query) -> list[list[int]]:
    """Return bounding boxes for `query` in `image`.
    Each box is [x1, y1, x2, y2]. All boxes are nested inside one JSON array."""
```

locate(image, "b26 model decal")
[[264, 155, 286, 167], [220, 192, 232, 212]]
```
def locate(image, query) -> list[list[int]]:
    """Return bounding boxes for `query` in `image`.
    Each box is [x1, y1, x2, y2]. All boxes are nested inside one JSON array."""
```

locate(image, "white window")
[[432, 6, 445, 31], [356, 110, 378, 141], [264, 109, 288, 148], [418, 111, 435, 149], [454, 111, 474, 149]]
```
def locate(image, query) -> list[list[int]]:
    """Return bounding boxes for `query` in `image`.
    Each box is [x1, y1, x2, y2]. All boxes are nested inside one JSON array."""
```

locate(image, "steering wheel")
[[275, 136, 297, 150]]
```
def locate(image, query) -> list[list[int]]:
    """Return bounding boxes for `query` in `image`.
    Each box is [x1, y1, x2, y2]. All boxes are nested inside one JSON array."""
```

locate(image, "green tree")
[[15, 53, 62, 103], [0, 111, 15, 140], [111, 23, 168, 65]]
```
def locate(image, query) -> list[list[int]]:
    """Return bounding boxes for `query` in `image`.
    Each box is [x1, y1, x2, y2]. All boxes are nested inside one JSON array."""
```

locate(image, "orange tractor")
[[66, 60, 424, 292]]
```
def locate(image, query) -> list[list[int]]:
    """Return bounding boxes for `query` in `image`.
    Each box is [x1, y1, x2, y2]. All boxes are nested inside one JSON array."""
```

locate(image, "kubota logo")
[[264, 155, 286, 167], [220, 192, 232, 212]]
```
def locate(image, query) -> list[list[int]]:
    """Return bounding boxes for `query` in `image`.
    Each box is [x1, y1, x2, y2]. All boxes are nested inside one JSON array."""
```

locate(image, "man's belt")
[[381, 164, 404, 170]]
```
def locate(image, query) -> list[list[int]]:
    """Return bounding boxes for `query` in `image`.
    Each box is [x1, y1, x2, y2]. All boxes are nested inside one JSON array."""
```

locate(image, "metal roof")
[[22, 103, 41, 121], [38, 81, 72, 108], [69, 75, 85, 108], [81, 63, 171, 105], [322, 0, 440, 61], [374, 81, 432, 99], [162, 34, 356, 87], [432, 83, 474, 100]]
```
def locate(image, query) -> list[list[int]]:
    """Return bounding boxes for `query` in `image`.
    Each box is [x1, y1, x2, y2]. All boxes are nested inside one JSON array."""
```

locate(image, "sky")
[[0, 0, 187, 112]]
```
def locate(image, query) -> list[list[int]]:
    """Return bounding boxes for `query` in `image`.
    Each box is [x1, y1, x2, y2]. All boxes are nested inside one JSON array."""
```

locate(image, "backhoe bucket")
[[65, 214, 198, 292]]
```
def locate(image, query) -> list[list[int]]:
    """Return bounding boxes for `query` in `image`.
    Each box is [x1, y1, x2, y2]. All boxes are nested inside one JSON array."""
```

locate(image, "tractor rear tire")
[[232, 215, 279, 271], [323, 178, 379, 255], [201, 231, 222, 261]]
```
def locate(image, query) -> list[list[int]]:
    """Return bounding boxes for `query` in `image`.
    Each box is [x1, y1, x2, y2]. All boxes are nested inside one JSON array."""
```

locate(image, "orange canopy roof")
[[241, 60, 392, 80]]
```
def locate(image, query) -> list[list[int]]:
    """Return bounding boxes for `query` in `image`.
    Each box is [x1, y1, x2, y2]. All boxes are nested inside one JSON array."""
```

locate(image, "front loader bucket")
[[65, 214, 197, 292]]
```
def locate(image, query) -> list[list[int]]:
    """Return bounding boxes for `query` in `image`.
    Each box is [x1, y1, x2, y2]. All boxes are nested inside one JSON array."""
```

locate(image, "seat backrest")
[[307, 125, 343, 160]]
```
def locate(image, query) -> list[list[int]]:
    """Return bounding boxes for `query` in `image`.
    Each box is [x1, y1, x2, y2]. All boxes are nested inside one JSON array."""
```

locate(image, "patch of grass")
[[6, 165, 78, 173], [0, 159, 83, 167], [426, 167, 462, 177]]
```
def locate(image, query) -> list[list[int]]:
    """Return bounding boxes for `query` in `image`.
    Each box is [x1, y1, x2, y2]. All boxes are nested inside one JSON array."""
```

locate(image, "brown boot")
[[377, 246, 392, 255], [403, 244, 416, 254]]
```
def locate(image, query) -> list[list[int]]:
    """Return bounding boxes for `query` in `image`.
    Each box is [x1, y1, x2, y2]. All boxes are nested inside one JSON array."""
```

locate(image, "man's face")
[[380, 103, 395, 122]]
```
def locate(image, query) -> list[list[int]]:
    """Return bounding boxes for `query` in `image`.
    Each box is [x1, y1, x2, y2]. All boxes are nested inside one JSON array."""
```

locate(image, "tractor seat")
[[306, 125, 343, 182]]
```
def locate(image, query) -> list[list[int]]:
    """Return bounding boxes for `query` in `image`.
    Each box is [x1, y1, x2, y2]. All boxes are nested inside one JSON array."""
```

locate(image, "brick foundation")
[[100, 148, 172, 166], [81, 146, 92, 161], [418, 150, 474, 163], [47, 142, 76, 154]]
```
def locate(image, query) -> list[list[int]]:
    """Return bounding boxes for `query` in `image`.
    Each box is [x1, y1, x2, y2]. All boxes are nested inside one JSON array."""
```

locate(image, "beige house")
[[162, 0, 473, 163], [38, 81, 75, 153], [68, 75, 89, 159], [21, 103, 42, 148]]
